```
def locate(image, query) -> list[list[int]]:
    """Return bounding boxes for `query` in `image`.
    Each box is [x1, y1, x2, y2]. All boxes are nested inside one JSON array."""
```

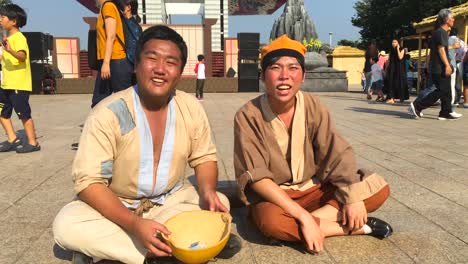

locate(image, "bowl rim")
[[161, 210, 232, 251]]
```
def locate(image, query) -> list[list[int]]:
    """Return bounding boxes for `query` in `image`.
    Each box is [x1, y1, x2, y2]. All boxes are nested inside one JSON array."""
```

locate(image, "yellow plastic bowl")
[[162, 210, 232, 264]]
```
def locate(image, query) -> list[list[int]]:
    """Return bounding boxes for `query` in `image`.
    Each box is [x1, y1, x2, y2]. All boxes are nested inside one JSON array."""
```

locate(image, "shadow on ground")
[[53, 244, 72, 261], [346, 107, 415, 119]]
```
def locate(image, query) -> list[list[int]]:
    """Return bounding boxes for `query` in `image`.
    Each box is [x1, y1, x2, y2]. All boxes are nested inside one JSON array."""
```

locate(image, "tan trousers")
[[53, 186, 230, 264]]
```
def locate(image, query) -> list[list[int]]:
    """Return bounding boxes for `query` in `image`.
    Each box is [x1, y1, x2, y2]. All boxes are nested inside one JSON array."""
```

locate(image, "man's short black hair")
[[0, 4, 27, 28], [135, 25, 188, 72], [197, 54, 204, 61]]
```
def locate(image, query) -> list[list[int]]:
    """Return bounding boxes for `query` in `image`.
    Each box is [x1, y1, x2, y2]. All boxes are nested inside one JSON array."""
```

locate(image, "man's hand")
[[199, 188, 229, 212], [445, 64, 453, 77], [130, 216, 173, 257], [101, 63, 111, 79], [298, 212, 325, 253], [342, 201, 367, 232]]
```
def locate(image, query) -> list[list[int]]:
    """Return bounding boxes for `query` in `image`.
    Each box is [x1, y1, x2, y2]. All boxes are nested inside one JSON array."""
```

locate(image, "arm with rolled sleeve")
[[234, 108, 275, 205], [308, 97, 386, 205], [72, 110, 117, 193]]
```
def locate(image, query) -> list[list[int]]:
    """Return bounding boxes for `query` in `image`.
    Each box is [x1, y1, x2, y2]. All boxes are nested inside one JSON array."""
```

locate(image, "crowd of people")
[[363, 39, 412, 104], [362, 9, 467, 121]]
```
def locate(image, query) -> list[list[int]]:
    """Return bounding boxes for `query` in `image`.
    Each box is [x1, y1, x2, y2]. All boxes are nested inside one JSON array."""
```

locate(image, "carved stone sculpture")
[[270, 0, 318, 42]]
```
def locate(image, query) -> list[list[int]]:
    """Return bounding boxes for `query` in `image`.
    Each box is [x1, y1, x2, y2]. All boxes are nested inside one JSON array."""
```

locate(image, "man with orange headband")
[[234, 35, 393, 254]]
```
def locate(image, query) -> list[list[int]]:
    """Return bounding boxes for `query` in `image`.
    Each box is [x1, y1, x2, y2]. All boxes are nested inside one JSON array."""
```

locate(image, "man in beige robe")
[[53, 25, 229, 264], [234, 35, 392, 254]]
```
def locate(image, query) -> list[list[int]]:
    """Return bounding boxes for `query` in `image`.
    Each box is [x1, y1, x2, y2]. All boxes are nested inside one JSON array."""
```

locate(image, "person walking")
[[0, 4, 41, 153], [448, 28, 463, 111], [363, 41, 379, 94], [409, 8, 462, 120]]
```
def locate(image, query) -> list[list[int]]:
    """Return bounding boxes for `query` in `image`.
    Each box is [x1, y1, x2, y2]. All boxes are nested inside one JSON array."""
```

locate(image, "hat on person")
[[379, 50, 387, 56], [261, 35, 306, 72]]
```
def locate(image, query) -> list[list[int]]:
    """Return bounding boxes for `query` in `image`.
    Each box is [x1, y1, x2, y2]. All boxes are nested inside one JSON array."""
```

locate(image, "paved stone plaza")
[[0, 90, 467, 263]]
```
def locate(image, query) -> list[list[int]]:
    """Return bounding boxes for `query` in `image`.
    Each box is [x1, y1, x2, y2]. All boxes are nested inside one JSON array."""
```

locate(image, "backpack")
[[122, 17, 142, 65], [87, 29, 99, 70], [87, 1, 142, 70]]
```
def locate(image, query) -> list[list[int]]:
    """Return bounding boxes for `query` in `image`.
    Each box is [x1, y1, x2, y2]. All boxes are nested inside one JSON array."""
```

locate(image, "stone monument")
[[267, 0, 347, 92], [270, 0, 318, 42]]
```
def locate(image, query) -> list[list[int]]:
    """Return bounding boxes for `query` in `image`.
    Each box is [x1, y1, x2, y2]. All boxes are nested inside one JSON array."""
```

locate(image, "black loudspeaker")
[[238, 33, 260, 50], [238, 63, 259, 78], [30, 62, 46, 94], [23, 32, 48, 60], [238, 78, 259, 92], [239, 49, 259, 59], [46, 34, 54, 51]]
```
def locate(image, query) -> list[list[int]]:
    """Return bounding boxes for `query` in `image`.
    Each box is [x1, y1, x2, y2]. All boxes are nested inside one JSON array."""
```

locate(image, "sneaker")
[[408, 102, 421, 119], [0, 138, 22, 152], [463, 103, 468, 108], [450, 112, 463, 118], [438, 114, 460, 120], [16, 143, 41, 153]]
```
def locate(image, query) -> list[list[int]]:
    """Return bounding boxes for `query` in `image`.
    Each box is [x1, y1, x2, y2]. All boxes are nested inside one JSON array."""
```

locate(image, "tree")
[[337, 39, 361, 48], [351, 0, 465, 51], [0, 0, 12, 6]]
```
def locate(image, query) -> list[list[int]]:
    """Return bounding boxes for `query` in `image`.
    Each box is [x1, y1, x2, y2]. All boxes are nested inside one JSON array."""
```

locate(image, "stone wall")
[[331, 46, 365, 85], [56, 77, 239, 94], [333, 56, 365, 85]]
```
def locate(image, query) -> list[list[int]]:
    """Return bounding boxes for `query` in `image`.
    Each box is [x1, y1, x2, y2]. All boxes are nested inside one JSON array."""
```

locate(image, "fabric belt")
[[134, 198, 157, 217]]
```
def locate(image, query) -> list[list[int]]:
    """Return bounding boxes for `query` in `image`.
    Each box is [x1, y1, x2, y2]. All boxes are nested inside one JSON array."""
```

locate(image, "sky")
[[13, 0, 361, 50]]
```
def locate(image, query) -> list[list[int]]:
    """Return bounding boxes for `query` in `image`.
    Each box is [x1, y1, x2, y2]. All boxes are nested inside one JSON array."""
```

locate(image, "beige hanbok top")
[[73, 87, 216, 208]]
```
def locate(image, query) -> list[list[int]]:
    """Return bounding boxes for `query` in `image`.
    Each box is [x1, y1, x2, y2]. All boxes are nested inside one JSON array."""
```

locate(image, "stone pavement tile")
[[358, 165, 468, 243], [15, 228, 71, 264], [214, 208, 256, 264], [349, 145, 468, 243], [324, 236, 413, 264], [0, 166, 74, 226], [251, 244, 334, 264], [0, 151, 74, 211], [0, 222, 41, 264], [350, 142, 468, 201], [392, 232, 468, 264]]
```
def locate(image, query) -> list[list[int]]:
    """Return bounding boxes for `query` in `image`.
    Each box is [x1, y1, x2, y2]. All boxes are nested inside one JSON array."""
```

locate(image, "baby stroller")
[[41, 75, 56, 94]]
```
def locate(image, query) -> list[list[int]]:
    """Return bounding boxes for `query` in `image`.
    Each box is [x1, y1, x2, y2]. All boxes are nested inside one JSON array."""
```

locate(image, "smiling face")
[[262, 56, 305, 110], [135, 39, 182, 101]]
